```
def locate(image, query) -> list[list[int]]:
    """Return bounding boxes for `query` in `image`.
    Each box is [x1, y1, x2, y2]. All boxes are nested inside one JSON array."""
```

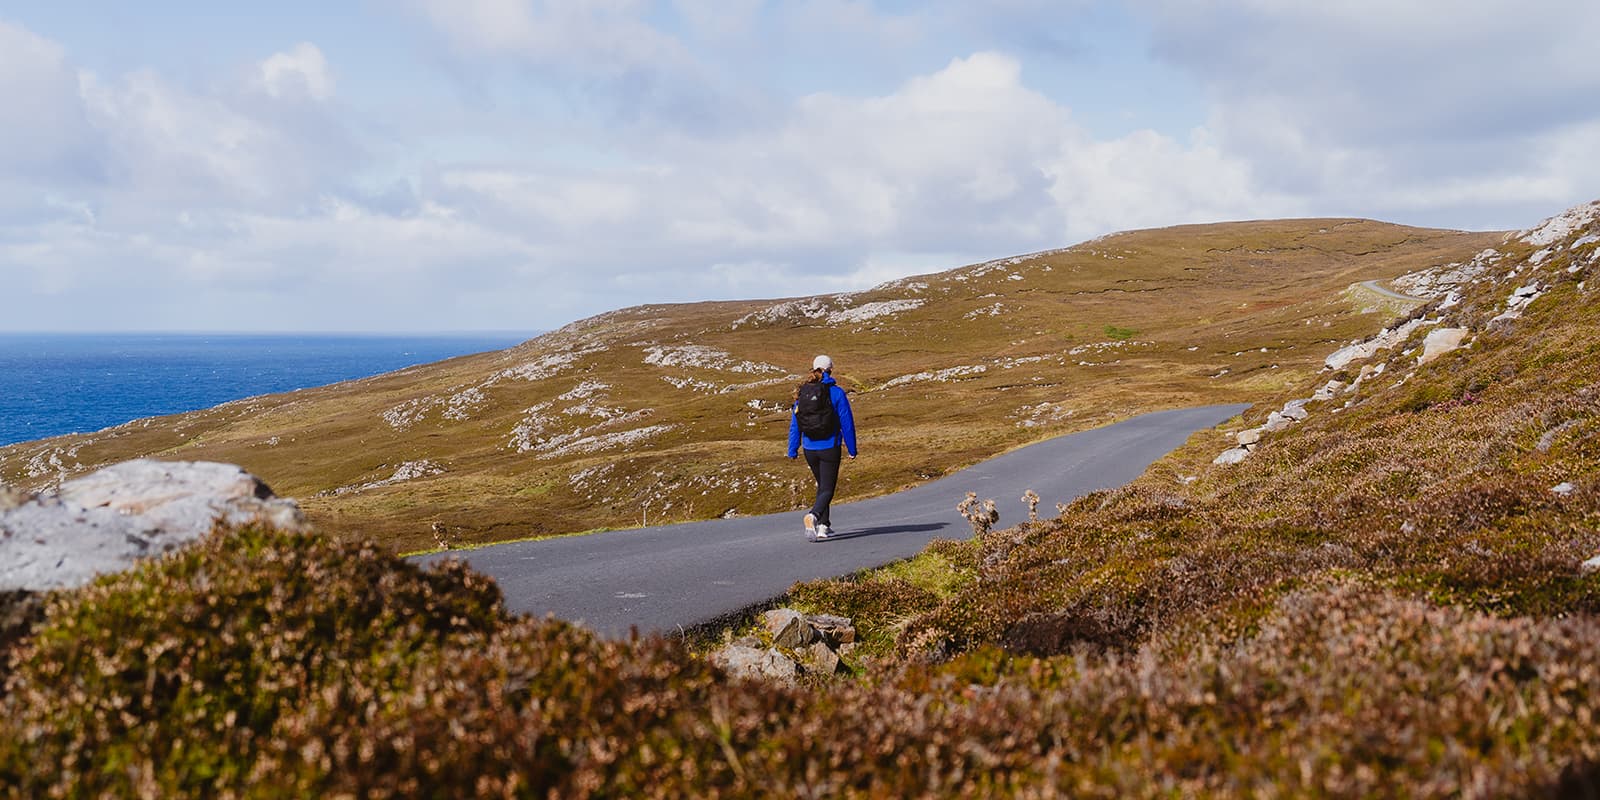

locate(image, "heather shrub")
[[0, 525, 506, 798]]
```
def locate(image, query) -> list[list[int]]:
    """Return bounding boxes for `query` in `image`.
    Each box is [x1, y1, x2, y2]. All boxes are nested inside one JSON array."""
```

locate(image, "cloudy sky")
[[3, 1, 1598, 333]]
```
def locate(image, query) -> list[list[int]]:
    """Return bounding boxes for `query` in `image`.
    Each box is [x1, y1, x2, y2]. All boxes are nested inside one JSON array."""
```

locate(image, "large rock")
[[711, 644, 800, 683], [1418, 327, 1470, 365], [1212, 447, 1251, 466], [0, 460, 305, 592], [805, 640, 842, 675], [763, 608, 816, 649]]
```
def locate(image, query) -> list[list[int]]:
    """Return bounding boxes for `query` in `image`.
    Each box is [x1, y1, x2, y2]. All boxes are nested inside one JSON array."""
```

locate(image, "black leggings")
[[804, 444, 842, 526]]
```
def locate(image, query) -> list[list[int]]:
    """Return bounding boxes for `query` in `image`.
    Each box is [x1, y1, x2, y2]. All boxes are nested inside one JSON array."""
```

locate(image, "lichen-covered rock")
[[0, 460, 305, 592], [710, 644, 799, 683], [804, 640, 842, 674], [762, 608, 815, 649]]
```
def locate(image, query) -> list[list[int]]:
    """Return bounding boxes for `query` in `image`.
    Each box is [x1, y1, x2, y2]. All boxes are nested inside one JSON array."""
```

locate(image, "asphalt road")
[[416, 403, 1250, 637]]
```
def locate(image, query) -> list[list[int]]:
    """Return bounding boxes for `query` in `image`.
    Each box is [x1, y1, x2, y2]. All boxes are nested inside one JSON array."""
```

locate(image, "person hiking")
[[788, 354, 857, 541]]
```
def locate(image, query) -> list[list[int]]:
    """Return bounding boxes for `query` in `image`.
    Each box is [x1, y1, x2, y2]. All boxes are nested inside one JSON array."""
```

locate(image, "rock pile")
[[0, 460, 305, 592], [710, 608, 857, 683]]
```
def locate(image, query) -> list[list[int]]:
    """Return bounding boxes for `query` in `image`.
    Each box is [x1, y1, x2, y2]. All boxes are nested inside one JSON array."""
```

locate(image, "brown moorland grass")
[[3, 204, 1600, 795], [0, 219, 1501, 553]]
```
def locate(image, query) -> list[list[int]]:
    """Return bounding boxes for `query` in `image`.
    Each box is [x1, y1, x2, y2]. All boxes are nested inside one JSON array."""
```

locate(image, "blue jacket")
[[788, 375, 857, 458]]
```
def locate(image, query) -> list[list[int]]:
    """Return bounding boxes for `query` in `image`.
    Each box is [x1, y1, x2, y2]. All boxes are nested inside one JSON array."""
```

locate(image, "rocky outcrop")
[[0, 460, 305, 592], [710, 608, 857, 682]]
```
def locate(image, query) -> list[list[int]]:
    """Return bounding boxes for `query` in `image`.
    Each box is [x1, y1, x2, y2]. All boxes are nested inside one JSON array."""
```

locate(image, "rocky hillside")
[[3, 201, 1598, 796], [0, 219, 1499, 551]]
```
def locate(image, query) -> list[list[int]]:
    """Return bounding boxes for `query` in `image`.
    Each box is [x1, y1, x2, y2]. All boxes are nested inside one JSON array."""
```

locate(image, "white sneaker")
[[804, 513, 817, 542], [815, 523, 831, 540]]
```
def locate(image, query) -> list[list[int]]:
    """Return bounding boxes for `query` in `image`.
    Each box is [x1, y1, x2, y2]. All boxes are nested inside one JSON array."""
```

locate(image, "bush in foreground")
[[7, 526, 1600, 797]]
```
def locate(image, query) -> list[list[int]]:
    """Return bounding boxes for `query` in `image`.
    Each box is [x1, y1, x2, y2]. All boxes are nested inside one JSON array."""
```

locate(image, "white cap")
[[812, 354, 833, 371]]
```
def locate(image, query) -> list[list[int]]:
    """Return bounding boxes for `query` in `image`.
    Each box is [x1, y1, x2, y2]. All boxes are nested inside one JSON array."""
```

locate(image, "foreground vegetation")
[[4, 204, 1599, 795]]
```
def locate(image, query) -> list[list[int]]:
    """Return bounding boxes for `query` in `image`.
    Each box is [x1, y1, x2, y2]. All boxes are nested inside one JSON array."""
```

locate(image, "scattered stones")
[[1311, 380, 1346, 401], [1262, 412, 1294, 433], [1235, 429, 1262, 447], [0, 460, 306, 592], [1582, 554, 1600, 574], [1551, 482, 1576, 496], [715, 608, 858, 681], [805, 613, 856, 644], [1491, 283, 1545, 324], [1324, 317, 1431, 371]]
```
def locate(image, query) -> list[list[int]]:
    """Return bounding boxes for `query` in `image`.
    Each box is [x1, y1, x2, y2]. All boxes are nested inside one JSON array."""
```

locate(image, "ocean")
[[0, 333, 533, 448]]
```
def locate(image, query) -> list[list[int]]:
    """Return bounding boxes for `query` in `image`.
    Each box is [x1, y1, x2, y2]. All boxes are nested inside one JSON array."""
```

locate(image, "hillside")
[[4, 201, 1600, 795], [0, 219, 1501, 552]]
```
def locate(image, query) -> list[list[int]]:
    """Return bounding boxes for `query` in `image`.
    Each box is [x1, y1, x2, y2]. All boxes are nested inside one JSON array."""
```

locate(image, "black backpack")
[[795, 382, 837, 439]]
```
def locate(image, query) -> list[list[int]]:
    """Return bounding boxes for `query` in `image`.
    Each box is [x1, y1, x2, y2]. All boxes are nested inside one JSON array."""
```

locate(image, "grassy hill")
[[0, 218, 1501, 552], [4, 201, 1600, 795]]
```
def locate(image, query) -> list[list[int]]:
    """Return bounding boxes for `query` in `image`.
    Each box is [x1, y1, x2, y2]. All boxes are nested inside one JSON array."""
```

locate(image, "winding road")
[[416, 403, 1249, 637]]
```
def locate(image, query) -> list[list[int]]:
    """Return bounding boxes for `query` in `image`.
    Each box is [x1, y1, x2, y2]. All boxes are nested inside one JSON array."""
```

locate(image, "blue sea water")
[[0, 333, 533, 448]]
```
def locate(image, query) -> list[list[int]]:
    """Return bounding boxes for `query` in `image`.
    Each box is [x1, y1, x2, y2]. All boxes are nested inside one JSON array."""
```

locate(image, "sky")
[[2, 1, 1598, 333]]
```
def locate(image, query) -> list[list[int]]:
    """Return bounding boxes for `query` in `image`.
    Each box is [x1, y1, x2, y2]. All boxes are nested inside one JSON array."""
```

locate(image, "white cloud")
[[421, 52, 1278, 290], [1136, 0, 1600, 226], [0, 21, 100, 181], [257, 43, 336, 102], [4, 3, 1597, 333], [409, 0, 691, 75]]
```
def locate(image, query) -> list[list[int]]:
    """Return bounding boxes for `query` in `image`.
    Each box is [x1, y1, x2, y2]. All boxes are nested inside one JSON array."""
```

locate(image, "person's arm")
[[787, 406, 801, 458], [834, 386, 857, 458]]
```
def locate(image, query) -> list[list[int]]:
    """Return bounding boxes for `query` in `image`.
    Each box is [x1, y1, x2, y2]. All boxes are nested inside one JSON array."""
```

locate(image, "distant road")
[[1359, 280, 1427, 303], [416, 404, 1250, 637]]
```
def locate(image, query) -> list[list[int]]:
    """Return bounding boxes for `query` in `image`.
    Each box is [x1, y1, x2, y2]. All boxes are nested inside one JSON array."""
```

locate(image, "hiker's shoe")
[[815, 523, 831, 540], [804, 513, 817, 542]]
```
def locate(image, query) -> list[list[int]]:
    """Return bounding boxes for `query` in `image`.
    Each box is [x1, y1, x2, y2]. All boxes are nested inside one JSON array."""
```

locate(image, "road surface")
[[416, 403, 1250, 636]]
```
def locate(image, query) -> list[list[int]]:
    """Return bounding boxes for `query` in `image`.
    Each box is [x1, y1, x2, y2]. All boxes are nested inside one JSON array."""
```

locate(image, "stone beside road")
[[711, 608, 859, 683]]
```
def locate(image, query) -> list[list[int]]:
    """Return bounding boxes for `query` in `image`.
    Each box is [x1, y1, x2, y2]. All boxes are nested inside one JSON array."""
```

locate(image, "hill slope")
[[1, 219, 1500, 551], [3, 201, 1599, 796]]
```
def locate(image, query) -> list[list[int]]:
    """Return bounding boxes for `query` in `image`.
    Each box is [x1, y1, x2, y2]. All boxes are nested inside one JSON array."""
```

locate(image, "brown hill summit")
[[0, 219, 1501, 551]]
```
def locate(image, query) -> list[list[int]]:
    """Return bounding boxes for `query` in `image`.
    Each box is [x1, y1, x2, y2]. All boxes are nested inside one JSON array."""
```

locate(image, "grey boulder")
[[0, 460, 305, 592]]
